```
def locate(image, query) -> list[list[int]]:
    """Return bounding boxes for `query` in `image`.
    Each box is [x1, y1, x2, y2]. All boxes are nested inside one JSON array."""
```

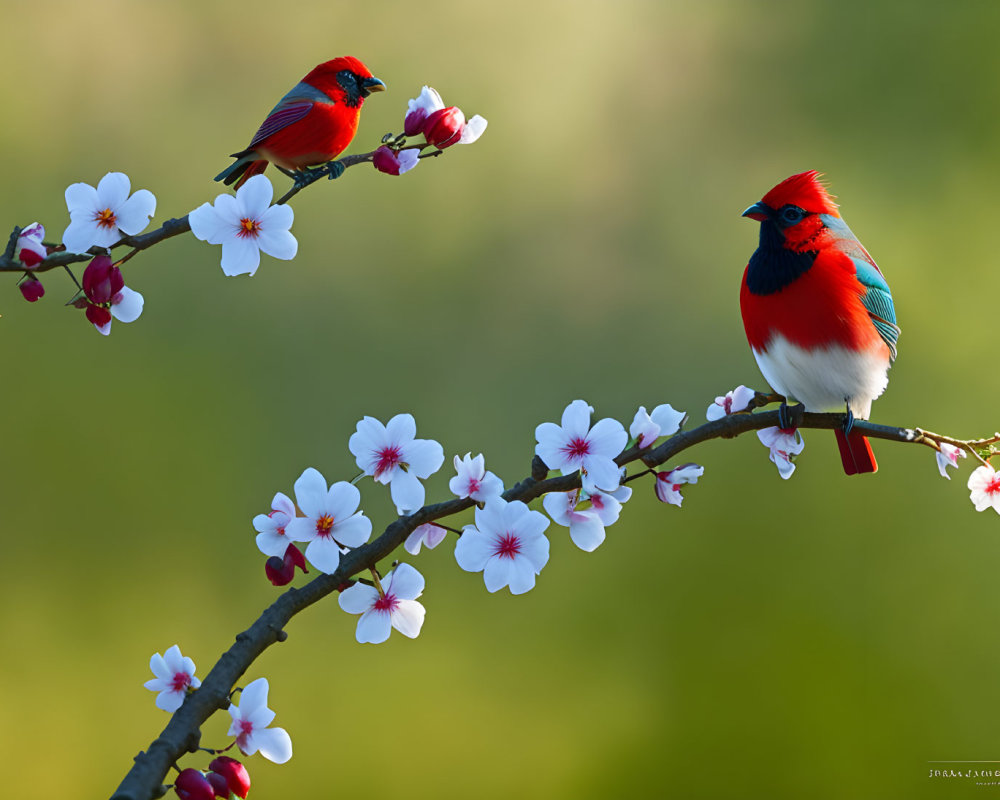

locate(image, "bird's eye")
[[780, 206, 805, 224]]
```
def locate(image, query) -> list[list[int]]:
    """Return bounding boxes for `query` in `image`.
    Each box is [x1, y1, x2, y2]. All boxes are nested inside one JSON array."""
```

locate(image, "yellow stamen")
[[94, 208, 117, 229]]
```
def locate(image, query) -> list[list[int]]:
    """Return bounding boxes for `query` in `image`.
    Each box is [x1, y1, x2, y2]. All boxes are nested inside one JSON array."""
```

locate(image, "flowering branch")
[[0, 150, 381, 276], [110, 398, 995, 800]]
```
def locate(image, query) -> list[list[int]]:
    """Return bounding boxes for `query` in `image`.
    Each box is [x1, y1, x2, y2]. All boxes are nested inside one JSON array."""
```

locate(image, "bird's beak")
[[741, 202, 769, 222], [361, 77, 386, 95]]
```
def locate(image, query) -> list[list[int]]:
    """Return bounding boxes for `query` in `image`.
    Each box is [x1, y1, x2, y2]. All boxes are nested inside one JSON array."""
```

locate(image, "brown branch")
[[108, 402, 981, 800]]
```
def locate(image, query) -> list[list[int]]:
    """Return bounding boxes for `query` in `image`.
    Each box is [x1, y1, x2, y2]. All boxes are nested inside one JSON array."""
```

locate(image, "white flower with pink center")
[[543, 485, 631, 552], [454, 497, 550, 594], [188, 175, 297, 277], [706, 385, 756, 421], [284, 468, 371, 573], [449, 452, 503, 502], [62, 172, 157, 254], [630, 404, 687, 448], [338, 562, 426, 644], [589, 485, 632, 523], [348, 414, 445, 514], [936, 444, 966, 479], [968, 465, 1000, 514], [404, 523, 448, 555], [143, 644, 201, 713], [757, 427, 805, 480], [253, 492, 299, 558], [654, 464, 705, 506], [227, 677, 292, 764], [535, 399, 628, 494]]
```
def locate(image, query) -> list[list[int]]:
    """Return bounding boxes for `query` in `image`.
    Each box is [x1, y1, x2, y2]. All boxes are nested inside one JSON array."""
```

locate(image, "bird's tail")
[[214, 153, 269, 189], [835, 429, 878, 475]]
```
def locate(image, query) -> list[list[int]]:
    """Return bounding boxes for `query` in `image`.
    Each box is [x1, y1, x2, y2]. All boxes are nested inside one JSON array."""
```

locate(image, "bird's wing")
[[248, 82, 332, 149], [852, 256, 900, 360]]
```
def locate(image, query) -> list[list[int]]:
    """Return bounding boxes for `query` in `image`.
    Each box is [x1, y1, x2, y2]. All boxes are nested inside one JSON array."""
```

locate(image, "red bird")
[[739, 172, 899, 474], [215, 56, 385, 189]]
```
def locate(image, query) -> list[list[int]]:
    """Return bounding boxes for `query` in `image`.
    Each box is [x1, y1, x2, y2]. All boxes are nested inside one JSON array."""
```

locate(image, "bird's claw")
[[326, 160, 345, 180], [843, 406, 856, 436], [777, 401, 804, 430], [292, 166, 326, 188]]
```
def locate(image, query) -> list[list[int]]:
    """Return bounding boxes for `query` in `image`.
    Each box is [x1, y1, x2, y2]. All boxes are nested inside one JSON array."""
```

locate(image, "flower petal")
[[506, 558, 538, 595], [391, 599, 425, 638], [405, 438, 445, 478], [293, 468, 328, 518], [454, 528, 492, 572], [304, 537, 342, 574], [389, 469, 425, 514], [338, 582, 379, 614], [253, 726, 293, 764], [331, 512, 371, 549], [220, 237, 261, 277], [65, 181, 98, 214], [459, 114, 488, 144], [483, 556, 514, 593], [237, 175, 275, 218], [256, 226, 298, 262], [95, 172, 131, 210], [355, 609, 392, 644], [388, 562, 424, 600], [568, 511, 606, 552], [110, 287, 144, 323], [115, 189, 156, 235], [385, 413, 417, 444]]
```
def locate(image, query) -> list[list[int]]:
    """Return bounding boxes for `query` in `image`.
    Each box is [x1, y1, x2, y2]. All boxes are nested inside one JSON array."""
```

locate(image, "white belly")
[[752, 334, 891, 419]]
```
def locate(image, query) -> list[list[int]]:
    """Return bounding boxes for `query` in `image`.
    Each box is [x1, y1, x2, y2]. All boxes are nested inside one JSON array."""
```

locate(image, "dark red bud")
[[205, 772, 230, 799], [285, 543, 307, 572], [174, 768, 216, 800], [85, 303, 112, 328], [82, 254, 123, 304], [209, 756, 251, 799], [372, 145, 402, 176], [265, 544, 308, 586], [403, 108, 427, 137], [18, 277, 44, 302], [423, 107, 465, 149], [265, 556, 294, 586]]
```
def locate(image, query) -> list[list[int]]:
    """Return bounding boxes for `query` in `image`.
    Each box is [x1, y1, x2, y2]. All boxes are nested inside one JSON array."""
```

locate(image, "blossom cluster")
[[138, 389, 996, 796], [372, 85, 487, 176]]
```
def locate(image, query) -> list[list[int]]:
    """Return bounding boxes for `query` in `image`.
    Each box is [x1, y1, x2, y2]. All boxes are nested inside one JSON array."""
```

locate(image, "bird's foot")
[[292, 166, 327, 188], [777, 401, 804, 430], [842, 405, 856, 436], [324, 160, 345, 180]]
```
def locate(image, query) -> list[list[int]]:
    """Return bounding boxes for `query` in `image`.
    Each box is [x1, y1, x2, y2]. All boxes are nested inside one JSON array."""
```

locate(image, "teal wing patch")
[[852, 257, 900, 360]]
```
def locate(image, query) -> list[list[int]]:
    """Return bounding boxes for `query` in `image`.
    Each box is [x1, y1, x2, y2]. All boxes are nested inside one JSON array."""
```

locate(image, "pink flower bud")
[[372, 146, 420, 176], [174, 769, 216, 800], [423, 107, 466, 149], [404, 107, 428, 137], [209, 757, 251, 799], [373, 145, 402, 175], [14, 223, 47, 268], [82, 254, 123, 305], [19, 276, 44, 302]]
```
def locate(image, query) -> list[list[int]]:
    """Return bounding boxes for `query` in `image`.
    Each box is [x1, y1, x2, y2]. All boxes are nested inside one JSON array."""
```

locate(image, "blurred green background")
[[1, 1, 999, 797]]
